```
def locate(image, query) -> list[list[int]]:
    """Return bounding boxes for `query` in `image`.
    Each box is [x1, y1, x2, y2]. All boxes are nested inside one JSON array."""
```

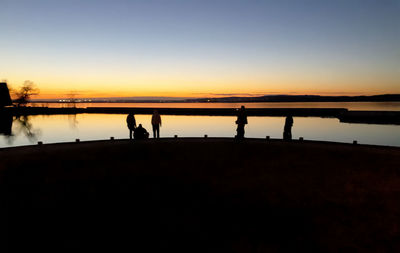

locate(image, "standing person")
[[151, 110, 162, 138], [283, 115, 294, 140], [235, 105, 248, 139], [126, 113, 136, 139]]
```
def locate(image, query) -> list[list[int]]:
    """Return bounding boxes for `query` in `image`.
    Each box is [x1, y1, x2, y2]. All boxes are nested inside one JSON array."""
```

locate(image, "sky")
[[0, 0, 399, 99]]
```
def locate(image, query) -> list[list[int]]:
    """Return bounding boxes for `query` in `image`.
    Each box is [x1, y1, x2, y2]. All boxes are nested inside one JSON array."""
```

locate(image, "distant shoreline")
[[30, 94, 400, 103]]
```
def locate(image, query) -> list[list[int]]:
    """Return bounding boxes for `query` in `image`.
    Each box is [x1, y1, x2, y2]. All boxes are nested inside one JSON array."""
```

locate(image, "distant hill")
[[184, 94, 400, 103]]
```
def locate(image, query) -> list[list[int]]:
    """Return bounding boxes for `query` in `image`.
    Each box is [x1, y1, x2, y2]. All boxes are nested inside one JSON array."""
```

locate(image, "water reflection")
[[29, 102, 400, 111], [0, 114, 41, 144], [68, 114, 79, 129], [1, 114, 400, 148], [0, 113, 13, 136], [13, 115, 41, 142]]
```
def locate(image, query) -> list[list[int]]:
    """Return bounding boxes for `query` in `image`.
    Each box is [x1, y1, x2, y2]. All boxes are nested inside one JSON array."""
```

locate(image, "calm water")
[[30, 102, 400, 111], [1, 113, 400, 148]]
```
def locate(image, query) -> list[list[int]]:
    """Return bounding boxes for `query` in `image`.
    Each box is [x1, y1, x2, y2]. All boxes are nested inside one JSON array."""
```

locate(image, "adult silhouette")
[[235, 105, 248, 139], [283, 115, 294, 140], [151, 110, 162, 138], [126, 113, 136, 139], [134, 124, 149, 140]]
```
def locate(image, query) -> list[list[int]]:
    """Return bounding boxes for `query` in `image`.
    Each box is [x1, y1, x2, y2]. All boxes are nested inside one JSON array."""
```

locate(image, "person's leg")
[[129, 129, 132, 139], [152, 124, 156, 138], [237, 125, 244, 139], [156, 125, 160, 138]]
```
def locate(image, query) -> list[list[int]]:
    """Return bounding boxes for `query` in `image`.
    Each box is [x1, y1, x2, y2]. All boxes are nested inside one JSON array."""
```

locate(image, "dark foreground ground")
[[1, 138, 400, 252]]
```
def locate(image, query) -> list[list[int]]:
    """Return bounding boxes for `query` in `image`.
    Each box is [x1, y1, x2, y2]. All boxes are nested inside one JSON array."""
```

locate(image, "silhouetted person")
[[151, 110, 162, 138], [283, 115, 293, 140], [126, 113, 136, 139], [235, 105, 248, 139], [0, 82, 12, 107], [134, 124, 149, 140]]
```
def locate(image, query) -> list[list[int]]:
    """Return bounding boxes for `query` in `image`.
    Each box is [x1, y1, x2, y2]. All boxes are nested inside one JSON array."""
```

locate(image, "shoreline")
[[2, 137, 400, 151]]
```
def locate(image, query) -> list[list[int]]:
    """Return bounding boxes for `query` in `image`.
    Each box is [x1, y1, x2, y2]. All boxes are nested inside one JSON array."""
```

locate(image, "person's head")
[[129, 113, 134, 117], [240, 105, 245, 110], [153, 110, 158, 115], [138, 124, 142, 128]]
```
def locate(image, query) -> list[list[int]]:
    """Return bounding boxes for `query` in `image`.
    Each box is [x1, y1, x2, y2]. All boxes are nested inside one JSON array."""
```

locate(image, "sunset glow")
[[1, 0, 399, 99]]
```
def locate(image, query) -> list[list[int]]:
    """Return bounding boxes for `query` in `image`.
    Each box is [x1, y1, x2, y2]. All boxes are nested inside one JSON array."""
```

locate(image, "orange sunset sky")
[[1, 0, 399, 99]]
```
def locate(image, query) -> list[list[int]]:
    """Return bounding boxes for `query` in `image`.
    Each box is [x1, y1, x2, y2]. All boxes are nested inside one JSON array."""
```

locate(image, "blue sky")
[[1, 0, 399, 98]]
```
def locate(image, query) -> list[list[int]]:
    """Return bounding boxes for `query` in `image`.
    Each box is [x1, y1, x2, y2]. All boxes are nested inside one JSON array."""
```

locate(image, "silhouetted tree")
[[14, 81, 39, 107], [66, 90, 79, 108]]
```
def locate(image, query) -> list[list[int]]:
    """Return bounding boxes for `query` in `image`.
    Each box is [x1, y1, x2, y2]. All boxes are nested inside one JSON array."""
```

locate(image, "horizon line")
[[30, 93, 400, 102]]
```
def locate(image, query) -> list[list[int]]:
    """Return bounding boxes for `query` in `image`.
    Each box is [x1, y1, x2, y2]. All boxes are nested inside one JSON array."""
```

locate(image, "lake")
[[31, 101, 400, 111], [1, 110, 400, 148]]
